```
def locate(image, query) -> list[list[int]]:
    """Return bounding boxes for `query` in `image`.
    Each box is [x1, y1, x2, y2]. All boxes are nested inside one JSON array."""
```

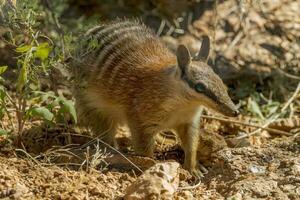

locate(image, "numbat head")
[[175, 36, 238, 117], [70, 20, 238, 177]]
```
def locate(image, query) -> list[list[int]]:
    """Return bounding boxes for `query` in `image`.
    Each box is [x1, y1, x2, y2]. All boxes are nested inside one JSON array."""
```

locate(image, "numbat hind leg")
[[128, 121, 157, 158], [90, 115, 119, 147], [77, 103, 118, 147]]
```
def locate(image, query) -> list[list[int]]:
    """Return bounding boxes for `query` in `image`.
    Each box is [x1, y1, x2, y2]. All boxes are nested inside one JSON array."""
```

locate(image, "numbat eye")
[[195, 83, 206, 93]]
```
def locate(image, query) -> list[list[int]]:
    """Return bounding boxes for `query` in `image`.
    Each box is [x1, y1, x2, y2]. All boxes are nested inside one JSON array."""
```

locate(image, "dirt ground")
[[0, 127, 299, 200]]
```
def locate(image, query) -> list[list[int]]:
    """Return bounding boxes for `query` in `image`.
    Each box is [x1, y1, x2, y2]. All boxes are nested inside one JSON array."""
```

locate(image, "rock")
[[124, 161, 180, 200], [229, 178, 279, 198], [226, 136, 251, 148], [248, 165, 266, 174], [226, 193, 242, 200], [12, 183, 29, 199], [197, 129, 227, 165], [174, 190, 194, 200], [291, 160, 300, 176]]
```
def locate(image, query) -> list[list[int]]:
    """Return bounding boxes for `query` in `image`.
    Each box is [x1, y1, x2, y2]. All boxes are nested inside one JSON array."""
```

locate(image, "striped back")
[[72, 20, 176, 86]]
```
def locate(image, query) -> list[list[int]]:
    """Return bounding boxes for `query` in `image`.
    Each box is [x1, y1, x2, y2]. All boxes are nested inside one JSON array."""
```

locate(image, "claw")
[[199, 164, 208, 174], [187, 163, 209, 179], [191, 168, 204, 179]]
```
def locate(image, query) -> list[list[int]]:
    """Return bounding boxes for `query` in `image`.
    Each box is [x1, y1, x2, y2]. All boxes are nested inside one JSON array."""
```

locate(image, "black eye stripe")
[[181, 74, 219, 102], [206, 90, 219, 102]]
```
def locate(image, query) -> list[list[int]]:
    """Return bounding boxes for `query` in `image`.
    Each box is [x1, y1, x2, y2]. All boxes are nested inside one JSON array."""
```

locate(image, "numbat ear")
[[176, 44, 191, 73], [194, 35, 210, 62]]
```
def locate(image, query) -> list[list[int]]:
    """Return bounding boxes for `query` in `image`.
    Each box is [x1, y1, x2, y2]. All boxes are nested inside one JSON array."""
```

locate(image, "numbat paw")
[[186, 164, 208, 179], [199, 163, 208, 174], [184, 161, 206, 178], [189, 168, 204, 179]]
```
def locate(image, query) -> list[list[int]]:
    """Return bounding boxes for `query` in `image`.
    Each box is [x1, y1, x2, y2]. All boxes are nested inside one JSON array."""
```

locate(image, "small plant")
[[0, 0, 76, 139]]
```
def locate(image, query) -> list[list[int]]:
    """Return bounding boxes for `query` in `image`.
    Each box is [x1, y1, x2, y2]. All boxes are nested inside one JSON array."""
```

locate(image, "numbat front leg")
[[176, 110, 203, 178]]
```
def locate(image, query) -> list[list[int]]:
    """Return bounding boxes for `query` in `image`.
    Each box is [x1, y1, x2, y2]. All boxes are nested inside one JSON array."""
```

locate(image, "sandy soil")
[[0, 125, 299, 199]]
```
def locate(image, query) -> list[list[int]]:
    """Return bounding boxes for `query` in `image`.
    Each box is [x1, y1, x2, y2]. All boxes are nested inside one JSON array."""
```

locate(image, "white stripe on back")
[[95, 26, 143, 78], [93, 21, 134, 40]]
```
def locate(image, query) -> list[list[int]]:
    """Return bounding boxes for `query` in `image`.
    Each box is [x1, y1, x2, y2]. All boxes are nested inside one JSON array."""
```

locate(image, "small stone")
[[226, 193, 242, 200], [226, 137, 250, 148], [175, 190, 194, 200], [291, 162, 300, 176], [124, 161, 180, 200], [178, 168, 192, 181], [89, 187, 101, 195], [280, 184, 296, 192], [12, 183, 29, 199], [248, 165, 266, 174]]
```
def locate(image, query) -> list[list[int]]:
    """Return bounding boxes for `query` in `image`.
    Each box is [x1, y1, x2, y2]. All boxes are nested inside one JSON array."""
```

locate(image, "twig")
[[178, 179, 202, 191], [276, 68, 300, 81], [43, 162, 84, 167], [166, 25, 175, 36], [237, 82, 300, 139], [15, 148, 41, 166], [60, 132, 94, 139], [219, 5, 238, 19], [156, 19, 166, 36], [282, 82, 300, 111], [213, 0, 218, 52], [39, 34, 54, 46], [95, 139, 144, 174], [202, 115, 292, 136], [44, 147, 83, 161], [84, 146, 90, 171], [5, 91, 18, 111], [75, 132, 144, 174], [1, 97, 15, 130], [223, 31, 244, 56]]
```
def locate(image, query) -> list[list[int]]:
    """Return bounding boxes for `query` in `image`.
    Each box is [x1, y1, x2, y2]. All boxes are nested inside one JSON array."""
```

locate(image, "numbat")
[[69, 20, 239, 177]]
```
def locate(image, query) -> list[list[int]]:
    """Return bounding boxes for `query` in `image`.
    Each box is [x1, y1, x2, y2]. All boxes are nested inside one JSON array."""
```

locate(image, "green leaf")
[[17, 62, 28, 91], [262, 101, 280, 116], [59, 98, 77, 123], [34, 42, 51, 61], [0, 129, 8, 136], [39, 91, 54, 102], [29, 107, 54, 121], [16, 45, 32, 53], [248, 98, 264, 119], [0, 107, 5, 120], [89, 38, 99, 49], [0, 66, 7, 75], [0, 85, 7, 101]]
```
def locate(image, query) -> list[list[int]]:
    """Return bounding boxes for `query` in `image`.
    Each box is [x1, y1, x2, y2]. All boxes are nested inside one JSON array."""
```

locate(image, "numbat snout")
[[69, 20, 239, 177]]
